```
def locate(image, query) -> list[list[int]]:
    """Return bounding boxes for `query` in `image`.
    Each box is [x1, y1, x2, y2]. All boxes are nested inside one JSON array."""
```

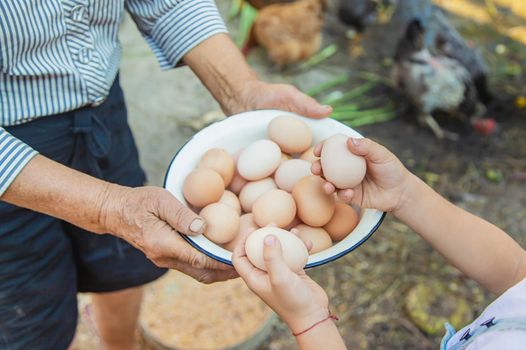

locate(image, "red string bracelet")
[[292, 314, 339, 337]]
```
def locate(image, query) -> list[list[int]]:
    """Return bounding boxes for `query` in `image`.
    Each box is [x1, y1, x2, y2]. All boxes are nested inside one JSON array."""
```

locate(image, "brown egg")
[[292, 176, 335, 227], [219, 190, 242, 215], [198, 148, 235, 186], [200, 203, 240, 244], [223, 214, 259, 251], [252, 189, 296, 228], [323, 203, 359, 241], [268, 116, 312, 154], [183, 169, 224, 208], [294, 224, 332, 254], [245, 227, 308, 272], [300, 146, 319, 163], [239, 178, 277, 213]]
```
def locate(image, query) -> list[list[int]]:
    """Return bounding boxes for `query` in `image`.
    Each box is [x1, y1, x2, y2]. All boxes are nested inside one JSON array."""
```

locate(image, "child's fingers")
[[311, 160, 322, 176], [232, 234, 266, 289], [323, 181, 335, 194], [263, 235, 291, 286], [346, 137, 390, 164], [313, 142, 324, 157], [337, 188, 354, 203]]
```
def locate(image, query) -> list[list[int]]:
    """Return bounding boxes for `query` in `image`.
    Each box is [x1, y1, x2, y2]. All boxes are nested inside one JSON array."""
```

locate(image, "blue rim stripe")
[[163, 111, 386, 268]]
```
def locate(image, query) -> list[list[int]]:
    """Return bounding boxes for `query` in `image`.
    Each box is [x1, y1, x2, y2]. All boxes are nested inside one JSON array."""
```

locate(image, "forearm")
[[395, 175, 526, 294], [1, 155, 119, 234], [183, 33, 257, 113], [295, 320, 346, 350]]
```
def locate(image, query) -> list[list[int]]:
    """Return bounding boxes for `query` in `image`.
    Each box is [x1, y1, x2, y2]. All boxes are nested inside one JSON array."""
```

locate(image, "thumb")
[[346, 137, 391, 164], [263, 235, 290, 285], [159, 192, 206, 236]]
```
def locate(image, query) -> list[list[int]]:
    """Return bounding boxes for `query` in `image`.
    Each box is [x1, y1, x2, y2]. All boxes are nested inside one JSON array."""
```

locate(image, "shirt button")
[[78, 47, 93, 64], [71, 5, 87, 22]]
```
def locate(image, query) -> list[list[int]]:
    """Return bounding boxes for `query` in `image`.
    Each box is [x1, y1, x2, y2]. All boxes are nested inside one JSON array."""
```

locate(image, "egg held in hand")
[[200, 203, 240, 244], [245, 227, 308, 272], [198, 148, 235, 186], [252, 189, 296, 228], [321, 134, 366, 189], [292, 175, 335, 227], [183, 169, 224, 208]]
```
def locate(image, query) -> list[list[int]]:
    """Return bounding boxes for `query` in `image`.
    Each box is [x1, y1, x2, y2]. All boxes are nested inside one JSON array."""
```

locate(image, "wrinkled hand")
[[230, 80, 333, 119], [233, 233, 329, 333], [100, 185, 237, 284], [312, 137, 414, 213]]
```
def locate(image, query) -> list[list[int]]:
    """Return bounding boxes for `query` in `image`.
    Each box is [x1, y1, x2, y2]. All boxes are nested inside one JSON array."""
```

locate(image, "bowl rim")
[[163, 109, 386, 268]]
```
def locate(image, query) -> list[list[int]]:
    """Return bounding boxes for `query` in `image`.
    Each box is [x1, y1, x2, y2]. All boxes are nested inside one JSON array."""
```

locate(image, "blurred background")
[[74, 0, 525, 349]]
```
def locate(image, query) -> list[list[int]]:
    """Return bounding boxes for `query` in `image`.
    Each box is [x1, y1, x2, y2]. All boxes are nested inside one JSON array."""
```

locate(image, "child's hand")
[[232, 233, 330, 334], [312, 137, 413, 213]]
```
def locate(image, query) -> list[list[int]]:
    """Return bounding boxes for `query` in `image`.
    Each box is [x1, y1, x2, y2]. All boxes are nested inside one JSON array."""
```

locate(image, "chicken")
[[253, 0, 325, 65], [392, 19, 482, 140], [388, 0, 491, 104], [337, 0, 390, 32], [246, 0, 294, 9]]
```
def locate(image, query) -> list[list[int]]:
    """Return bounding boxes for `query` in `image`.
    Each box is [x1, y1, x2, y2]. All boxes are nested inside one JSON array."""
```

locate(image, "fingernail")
[[264, 235, 276, 246], [351, 137, 360, 146], [323, 105, 332, 111], [190, 218, 205, 234]]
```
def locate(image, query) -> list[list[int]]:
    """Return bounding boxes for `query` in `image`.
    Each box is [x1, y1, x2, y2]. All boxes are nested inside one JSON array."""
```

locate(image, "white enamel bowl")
[[164, 110, 385, 268]]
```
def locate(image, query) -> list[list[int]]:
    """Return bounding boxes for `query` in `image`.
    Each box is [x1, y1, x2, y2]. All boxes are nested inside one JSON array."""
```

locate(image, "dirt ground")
[[74, 0, 525, 349]]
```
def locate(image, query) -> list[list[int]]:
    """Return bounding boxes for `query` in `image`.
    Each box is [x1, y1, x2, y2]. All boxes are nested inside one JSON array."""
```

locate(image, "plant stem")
[[298, 44, 338, 71], [322, 82, 376, 105], [236, 3, 258, 47], [228, 0, 244, 20], [305, 75, 349, 97]]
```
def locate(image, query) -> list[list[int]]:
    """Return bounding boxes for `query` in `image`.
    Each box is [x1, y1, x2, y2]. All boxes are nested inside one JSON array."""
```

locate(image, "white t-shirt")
[[444, 277, 526, 349]]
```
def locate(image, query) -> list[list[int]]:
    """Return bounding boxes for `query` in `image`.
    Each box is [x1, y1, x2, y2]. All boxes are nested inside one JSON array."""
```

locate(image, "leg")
[[64, 76, 165, 350], [0, 202, 78, 350], [91, 286, 143, 350], [419, 113, 459, 141]]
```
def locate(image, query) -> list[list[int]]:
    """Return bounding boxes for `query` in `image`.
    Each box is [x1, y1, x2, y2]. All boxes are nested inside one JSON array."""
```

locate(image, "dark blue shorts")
[[0, 77, 166, 350]]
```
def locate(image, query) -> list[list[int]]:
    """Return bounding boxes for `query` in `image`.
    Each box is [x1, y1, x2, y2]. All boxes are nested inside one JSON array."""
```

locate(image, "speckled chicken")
[[392, 19, 482, 140], [252, 0, 325, 65]]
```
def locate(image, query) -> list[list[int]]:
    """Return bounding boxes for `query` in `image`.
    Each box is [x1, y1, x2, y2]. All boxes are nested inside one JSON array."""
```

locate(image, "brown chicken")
[[252, 0, 325, 65]]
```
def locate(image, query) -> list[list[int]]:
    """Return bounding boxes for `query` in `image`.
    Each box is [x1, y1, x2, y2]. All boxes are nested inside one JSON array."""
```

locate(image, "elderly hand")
[[100, 185, 238, 283], [230, 80, 333, 119]]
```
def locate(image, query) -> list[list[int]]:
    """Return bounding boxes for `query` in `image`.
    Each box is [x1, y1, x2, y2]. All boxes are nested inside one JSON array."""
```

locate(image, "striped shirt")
[[0, 0, 227, 195]]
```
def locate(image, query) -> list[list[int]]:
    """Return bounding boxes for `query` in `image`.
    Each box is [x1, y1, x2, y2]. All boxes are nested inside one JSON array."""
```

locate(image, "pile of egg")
[[182, 116, 366, 272]]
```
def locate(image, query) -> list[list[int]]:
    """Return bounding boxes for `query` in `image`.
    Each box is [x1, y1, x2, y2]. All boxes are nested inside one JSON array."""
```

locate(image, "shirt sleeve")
[[125, 0, 229, 70], [0, 128, 38, 196]]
